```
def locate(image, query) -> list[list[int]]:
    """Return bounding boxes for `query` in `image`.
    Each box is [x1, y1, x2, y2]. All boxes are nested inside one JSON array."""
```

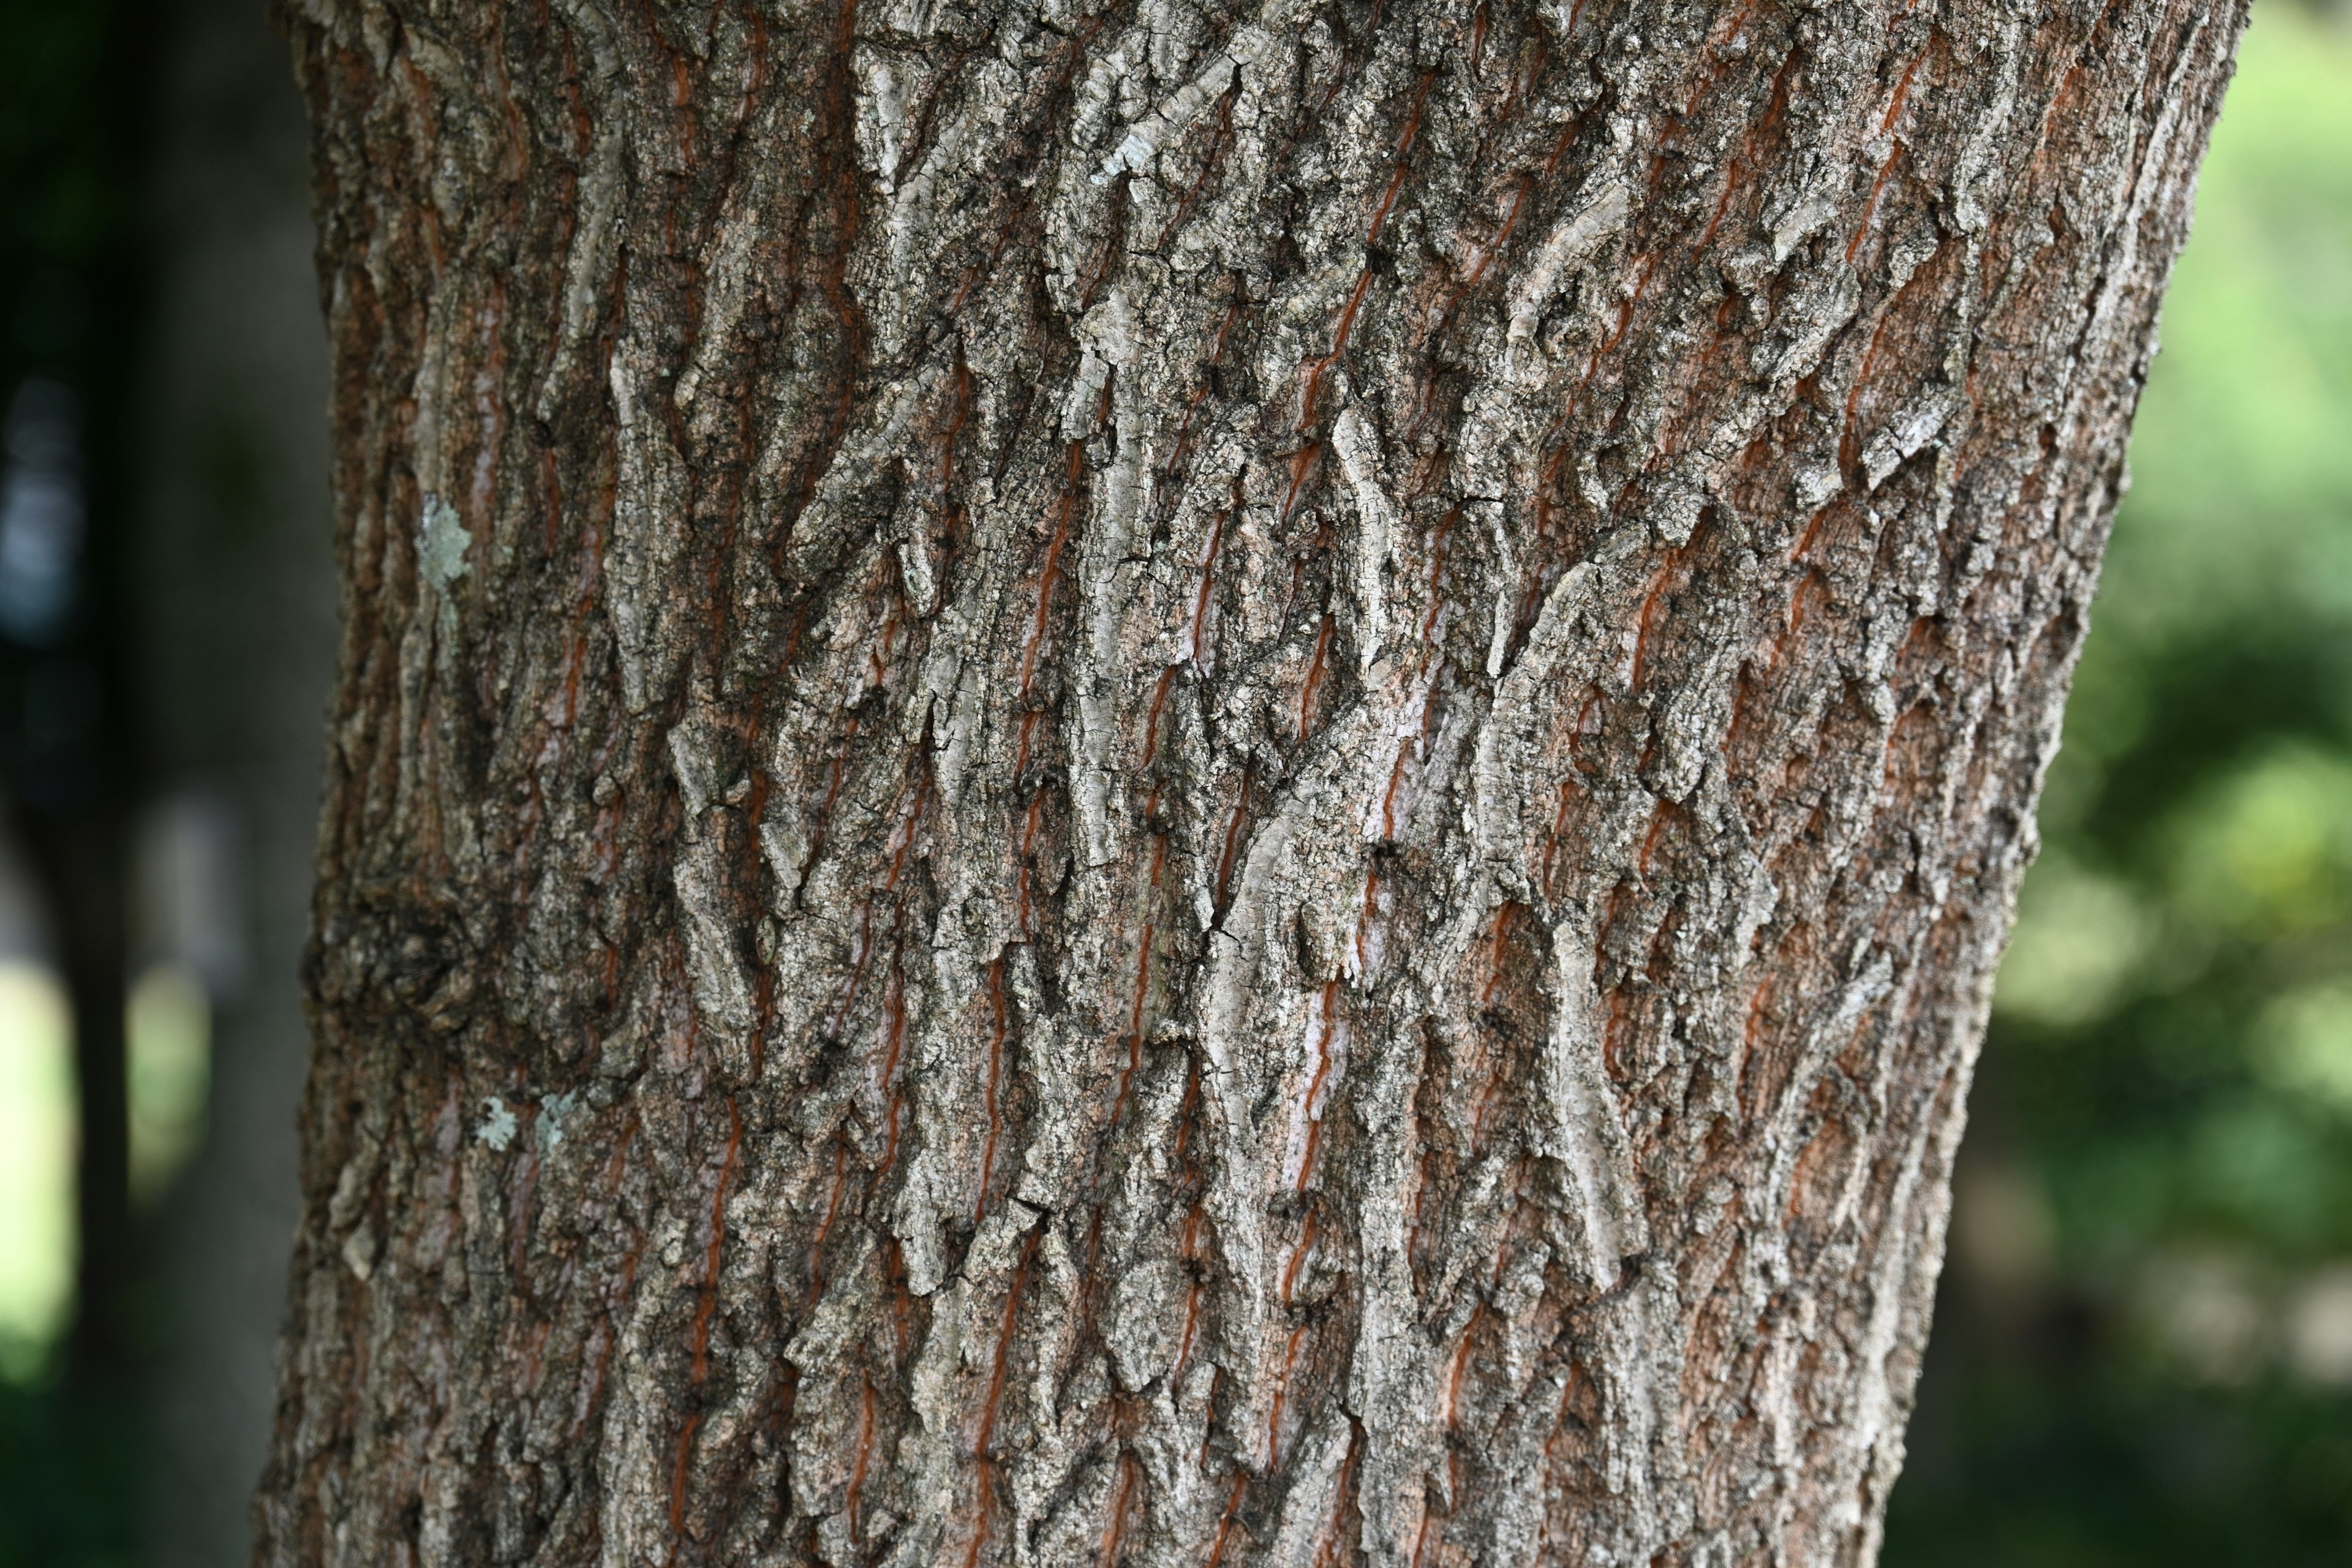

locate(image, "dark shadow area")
[[2, 0, 331, 1564]]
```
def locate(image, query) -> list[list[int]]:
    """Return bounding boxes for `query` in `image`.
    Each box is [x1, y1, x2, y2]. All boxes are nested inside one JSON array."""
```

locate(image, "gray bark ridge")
[[261, 1, 2242, 1564]]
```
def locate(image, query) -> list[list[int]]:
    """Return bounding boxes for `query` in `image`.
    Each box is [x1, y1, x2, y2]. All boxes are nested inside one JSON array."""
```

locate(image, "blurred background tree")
[[0, 0, 2344, 1564], [1, 0, 331, 1564], [1, 0, 150, 1559]]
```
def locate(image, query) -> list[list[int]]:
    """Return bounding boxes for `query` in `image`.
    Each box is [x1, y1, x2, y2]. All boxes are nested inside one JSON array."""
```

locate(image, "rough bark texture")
[[259, 0, 2242, 1563]]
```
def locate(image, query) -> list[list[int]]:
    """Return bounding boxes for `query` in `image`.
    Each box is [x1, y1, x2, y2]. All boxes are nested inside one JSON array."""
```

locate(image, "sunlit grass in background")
[[0, 962, 70, 1382], [0, 957, 208, 1385]]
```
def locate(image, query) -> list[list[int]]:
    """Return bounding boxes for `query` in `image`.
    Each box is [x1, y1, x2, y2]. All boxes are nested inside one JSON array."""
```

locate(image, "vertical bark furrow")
[[262, 0, 2242, 1564]]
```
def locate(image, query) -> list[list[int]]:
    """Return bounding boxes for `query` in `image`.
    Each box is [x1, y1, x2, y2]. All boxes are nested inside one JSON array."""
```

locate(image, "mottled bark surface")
[[259, 1, 2241, 1563]]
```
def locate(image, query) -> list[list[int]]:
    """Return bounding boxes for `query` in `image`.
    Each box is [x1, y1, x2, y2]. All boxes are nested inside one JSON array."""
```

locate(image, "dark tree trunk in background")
[[258, 0, 2241, 1562], [34, 804, 129, 1376], [137, 0, 336, 1559], [3, 4, 156, 1395]]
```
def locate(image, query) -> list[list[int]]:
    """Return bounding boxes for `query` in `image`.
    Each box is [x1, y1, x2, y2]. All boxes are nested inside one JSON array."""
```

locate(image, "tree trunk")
[[258, 1, 2242, 1562]]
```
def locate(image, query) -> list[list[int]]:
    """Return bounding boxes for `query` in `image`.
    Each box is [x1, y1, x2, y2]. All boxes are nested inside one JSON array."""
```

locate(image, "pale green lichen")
[[419, 493, 469, 639], [475, 1095, 516, 1153], [535, 1089, 582, 1152]]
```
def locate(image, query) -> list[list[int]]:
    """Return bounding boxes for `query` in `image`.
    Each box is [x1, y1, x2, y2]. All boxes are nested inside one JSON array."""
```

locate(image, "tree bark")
[[258, 1, 2242, 1563]]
